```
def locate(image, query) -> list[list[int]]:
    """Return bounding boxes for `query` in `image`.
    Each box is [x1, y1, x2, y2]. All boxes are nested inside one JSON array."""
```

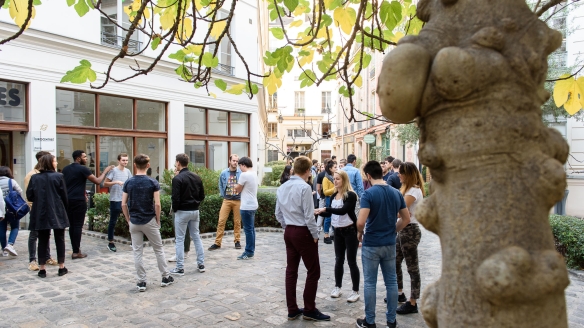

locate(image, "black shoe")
[[198, 264, 206, 273], [396, 301, 418, 314], [208, 244, 221, 251], [161, 276, 175, 287], [58, 267, 68, 276], [303, 309, 330, 321], [398, 293, 407, 303], [235, 241, 241, 249], [330, 235, 334, 241], [107, 243, 117, 252], [386, 320, 397, 328], [38, 269, 46, 278], [136, 282, 147, 292], [356, 318, 376, 328], [324, 237, 332, 244], [170, 268, 184, 276], [288, 308, 303, 320]]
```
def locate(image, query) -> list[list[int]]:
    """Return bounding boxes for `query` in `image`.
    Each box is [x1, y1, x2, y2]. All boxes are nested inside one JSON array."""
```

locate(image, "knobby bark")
[[377, 0, 569, 326]]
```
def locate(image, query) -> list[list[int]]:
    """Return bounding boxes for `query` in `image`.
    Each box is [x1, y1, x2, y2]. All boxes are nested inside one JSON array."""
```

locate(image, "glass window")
[[321, 91, 331, 113], [209, 141, 228, 171], [0, 81, 26, 122], [137, 138, 165, 180], [185, 140, 206, 167], [137, 100, 165, 131], [99, 136, 133, 172], [208, 110, 228, 136], [295, 92, 305, 110], [231, 142, 248, 158], [267, 123, 277, 138], [321, 150, 331, 162], [185, 107, 206, 134], [56, 134, 96, 174], [230, 113, 248, 137], [267, 149, 278, 162], [99, 95, 133, 129], [56, 90, 95, 126]]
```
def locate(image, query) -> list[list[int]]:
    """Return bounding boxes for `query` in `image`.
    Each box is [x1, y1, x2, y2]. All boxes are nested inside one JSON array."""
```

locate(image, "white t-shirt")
[[405, 187, 423, 224], [238, 170, 258, 210], [331, 197, 353, 228]]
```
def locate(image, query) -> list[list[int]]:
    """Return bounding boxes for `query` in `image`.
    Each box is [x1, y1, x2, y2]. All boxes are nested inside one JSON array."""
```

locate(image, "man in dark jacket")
[[169, 153, 206, 276]]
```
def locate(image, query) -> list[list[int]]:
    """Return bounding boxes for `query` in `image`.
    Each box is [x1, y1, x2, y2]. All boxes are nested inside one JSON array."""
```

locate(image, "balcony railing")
[[212, 63, 235, 76], [294, 108, 306, 116], [101, 31, 142, 54]]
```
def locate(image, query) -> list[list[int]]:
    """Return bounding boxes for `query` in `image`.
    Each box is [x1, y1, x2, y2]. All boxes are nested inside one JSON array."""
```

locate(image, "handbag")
[[4, 179, 30, 221]]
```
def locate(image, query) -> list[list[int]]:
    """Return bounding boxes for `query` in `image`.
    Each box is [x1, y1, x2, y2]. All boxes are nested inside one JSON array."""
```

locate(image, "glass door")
[[0, 132, 11, 168]]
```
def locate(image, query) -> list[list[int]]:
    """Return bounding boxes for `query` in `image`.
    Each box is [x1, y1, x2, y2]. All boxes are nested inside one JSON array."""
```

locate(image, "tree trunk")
[[377, 0, 570, 327]]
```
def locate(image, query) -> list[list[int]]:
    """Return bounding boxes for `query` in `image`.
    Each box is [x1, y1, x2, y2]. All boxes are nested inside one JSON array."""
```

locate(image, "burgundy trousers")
[[284, 225, 320, 314]]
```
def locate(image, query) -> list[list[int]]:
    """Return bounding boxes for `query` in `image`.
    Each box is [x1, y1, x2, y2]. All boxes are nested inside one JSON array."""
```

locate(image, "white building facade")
[[0, 0, 263, 196]]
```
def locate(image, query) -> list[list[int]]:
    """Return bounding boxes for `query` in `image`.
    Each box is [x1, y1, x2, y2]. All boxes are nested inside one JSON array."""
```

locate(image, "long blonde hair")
[[399, 162, 425, 197], [334, 170, 354, 200]]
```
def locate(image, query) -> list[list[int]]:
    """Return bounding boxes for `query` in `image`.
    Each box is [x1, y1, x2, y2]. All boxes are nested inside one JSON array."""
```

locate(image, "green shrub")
[[265, 161, 287, 167], [262, 164, 286, 186], [549, 214, 584, 269], [160, 164, 221, 195], [423, 182, 430, 198], [88, 191, 280, 239]]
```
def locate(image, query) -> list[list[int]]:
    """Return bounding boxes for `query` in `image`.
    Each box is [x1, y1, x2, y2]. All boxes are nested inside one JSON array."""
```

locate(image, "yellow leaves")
[[299, 50, 314, 67], [554, 75, 584, 115], [317, 27, 332, 39], [210, 20, 227, 39], [355, 75, 363, 88], [9, 0, 35, 28], [209, 92, 217, 98], [175, 17, 193, 42], [263, 73, 283, 95], [289, 20, 303, 28], [160, 10, 175, 30], [124, 0, 151, 25], [185, 45, 203, 55], [389, 31, 404, 43], [333, 7, 356, 35]]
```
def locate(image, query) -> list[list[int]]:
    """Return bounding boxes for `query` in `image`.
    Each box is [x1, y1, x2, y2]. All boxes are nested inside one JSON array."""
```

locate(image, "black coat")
[[26, 171, 69, 230], [325, 191, 358, 228], [172, 168, 205, 212]]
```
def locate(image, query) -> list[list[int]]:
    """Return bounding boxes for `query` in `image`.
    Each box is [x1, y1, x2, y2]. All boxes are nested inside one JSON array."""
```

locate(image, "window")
[[209, 11, 233, 75], [137, 100, 165, 131], [321, 150, 331, 162], [100, 0, 142, 52], [56, 134, 96, 173], [322, 123, 331, 137], [100, 136, 133, 171], [185, 140, 206, 167], [321, 92, 331, 114], [209, 141, 228, 171], [231, 142, 249, 158], [231, 113, 248, 137], [268, 92, 278, 112], [0, 81, 26, 122], [295, 92, 305, 115], [369, 92, 376, 115], [267, 123, 278, 138], [185, 106, 206, 134], [99, 95, 133, 129], [287, 129, 311, 137], [56, 90, 95, 127], [267, 149, 279, 162], [208, 109, 228, 136]]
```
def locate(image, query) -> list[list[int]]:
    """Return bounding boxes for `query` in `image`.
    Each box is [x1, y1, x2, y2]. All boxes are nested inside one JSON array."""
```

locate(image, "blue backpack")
[[4, 179, 30, 221]]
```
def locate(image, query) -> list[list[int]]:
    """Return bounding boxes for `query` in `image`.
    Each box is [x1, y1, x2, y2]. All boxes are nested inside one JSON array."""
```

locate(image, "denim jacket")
[[342, 163, 364, 198], [218, 167, 242, 198]]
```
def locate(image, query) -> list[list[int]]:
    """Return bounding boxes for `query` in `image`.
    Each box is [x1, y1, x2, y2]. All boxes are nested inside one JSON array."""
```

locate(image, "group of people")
[[276, 154, 426, 328]]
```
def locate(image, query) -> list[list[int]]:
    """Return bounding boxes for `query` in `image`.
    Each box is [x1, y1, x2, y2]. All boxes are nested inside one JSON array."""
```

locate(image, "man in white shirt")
[[103, 153, 132, 252], [234, 157, 258, 260]]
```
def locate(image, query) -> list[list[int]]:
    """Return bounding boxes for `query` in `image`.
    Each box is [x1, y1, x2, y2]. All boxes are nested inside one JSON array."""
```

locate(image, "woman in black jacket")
[[280, 165, 292, 185], [315, 170, 360, 303], [26, 154, 69, 278]]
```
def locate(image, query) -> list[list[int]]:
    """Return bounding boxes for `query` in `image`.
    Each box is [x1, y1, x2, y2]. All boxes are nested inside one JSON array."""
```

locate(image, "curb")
[[568, 269, 584, 281], [82, 227, 283, 248]]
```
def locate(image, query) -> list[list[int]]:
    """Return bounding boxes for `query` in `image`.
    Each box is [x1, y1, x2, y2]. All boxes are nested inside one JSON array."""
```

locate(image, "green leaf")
[[168, 50, 187, 62], [283, 0, 298, 12], [251, 84, 259, 95], [215, 79, 227, 91], [66, 0, 75, 6], [85, 0, 94, 10], [2, 0, 10, 9], [270, 27, 285, 40], [264, 51, 279, 66], [60, 60, 97, 84], [362, 53, 372, 68], [194, 81, 202, 89], [74, 0, 90, 17], [226, 84, 246, 95], [151, 36, 161, 50], [321, 14, 333, 27], [175, 64, 193, 80], [201, 52, 216, 67]]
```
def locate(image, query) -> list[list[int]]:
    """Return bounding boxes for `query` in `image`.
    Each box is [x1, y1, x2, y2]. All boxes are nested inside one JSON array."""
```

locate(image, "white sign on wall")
[[32, 131, 56, 152]]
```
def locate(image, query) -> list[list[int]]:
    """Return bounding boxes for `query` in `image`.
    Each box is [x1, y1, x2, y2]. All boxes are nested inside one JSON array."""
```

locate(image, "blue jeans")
[[0, 218, 19, 249], [174, 210, 204, 268], [108, 201, 122, 242], [362, 245, 398, 325], [323, 217, 331, 234], [240, 210, 256, 256]]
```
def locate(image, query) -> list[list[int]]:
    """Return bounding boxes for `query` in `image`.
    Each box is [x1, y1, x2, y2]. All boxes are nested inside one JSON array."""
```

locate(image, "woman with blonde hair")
[[321, 160, 337, 244], [395, 162, 425, 315], [315, 170, 360, 303]]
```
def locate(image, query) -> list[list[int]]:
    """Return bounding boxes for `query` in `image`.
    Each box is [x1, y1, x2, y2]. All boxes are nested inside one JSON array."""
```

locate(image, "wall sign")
[[32, 131, 55, 152], [0, 87, 21, 106], [364, 134, 376, 144]]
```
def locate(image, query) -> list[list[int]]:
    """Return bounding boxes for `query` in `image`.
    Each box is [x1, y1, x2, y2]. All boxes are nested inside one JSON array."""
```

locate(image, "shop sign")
[[364, 134, 376, 144], [0, 87, 21, 106], [32, 131, 55, 152]]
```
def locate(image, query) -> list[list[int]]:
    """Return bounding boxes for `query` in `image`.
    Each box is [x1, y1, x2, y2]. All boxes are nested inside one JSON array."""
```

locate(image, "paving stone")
[[208, 305, 230, 314]]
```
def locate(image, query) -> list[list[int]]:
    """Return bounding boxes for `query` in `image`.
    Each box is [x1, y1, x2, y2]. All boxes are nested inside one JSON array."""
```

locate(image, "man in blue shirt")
[[342, 154, 364, 199], [356, 161, 410, 328], [386, 159, 402, 190]]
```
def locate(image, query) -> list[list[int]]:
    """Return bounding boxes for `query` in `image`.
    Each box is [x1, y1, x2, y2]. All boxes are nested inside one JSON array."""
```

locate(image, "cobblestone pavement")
[[0, 227, 583, 327]]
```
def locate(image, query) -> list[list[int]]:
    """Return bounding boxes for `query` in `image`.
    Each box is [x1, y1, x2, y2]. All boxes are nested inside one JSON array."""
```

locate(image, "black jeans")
[[38, 229, 65, 265], [333, 225, 360, 291], [67, 199, 87, 253], [108, 201, 122, 242], [28, 230, 51, 262]]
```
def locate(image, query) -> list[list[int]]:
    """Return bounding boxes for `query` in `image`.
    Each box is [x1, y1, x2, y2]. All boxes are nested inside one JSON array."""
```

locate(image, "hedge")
[[88, 191, 279, 240], [550, 214, 584, 270]]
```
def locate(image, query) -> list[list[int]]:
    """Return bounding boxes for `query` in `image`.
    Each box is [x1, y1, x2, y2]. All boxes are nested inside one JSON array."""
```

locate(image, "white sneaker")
[[4, 244, 17, 256], [184, 252, 189, 259], [331, 286, 342, 298], [168, 255, 177, 262], [347, 291, 360, 303], [2, 251, 8, 257]]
